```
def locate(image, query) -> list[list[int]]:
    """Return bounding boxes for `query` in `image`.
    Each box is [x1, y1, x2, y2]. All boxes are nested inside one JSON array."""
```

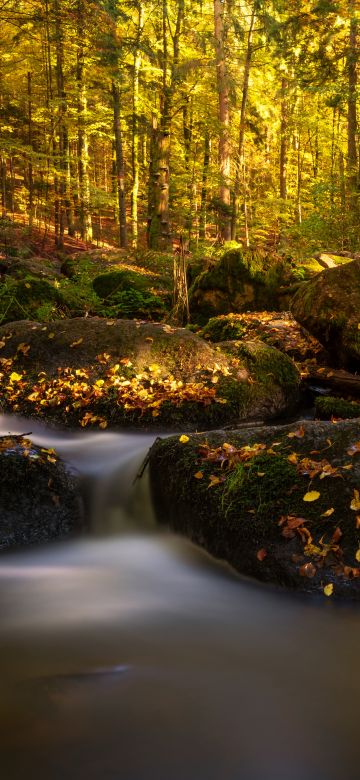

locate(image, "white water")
[[0, 415, 360, 780]]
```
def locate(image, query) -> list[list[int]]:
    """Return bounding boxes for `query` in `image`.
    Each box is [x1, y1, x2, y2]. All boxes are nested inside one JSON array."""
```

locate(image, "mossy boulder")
[[149, 420, 360, 599], [315, 396, 360, 420], [0, 277, 66, 325], [188, 249, 286, 324], [92, 269, 147, 299], [0, 318, 300, 429], [0, 435, 83, 549], [200, 311, 326, 362], [291, 260, 360, 370], [189, 249, 262, 323]]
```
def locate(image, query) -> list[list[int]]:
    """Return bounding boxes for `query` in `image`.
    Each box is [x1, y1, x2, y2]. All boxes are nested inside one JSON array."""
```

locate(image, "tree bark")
[[231, 5, 255, 241], [77, 0, 92, 243], [131, 1, 144, 247], [214, 0, 231, 241], [112, 81, 127, 248]]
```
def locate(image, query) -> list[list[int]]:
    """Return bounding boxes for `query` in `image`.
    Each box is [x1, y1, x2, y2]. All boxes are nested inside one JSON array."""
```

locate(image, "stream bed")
[[0, 415, 360, 780]]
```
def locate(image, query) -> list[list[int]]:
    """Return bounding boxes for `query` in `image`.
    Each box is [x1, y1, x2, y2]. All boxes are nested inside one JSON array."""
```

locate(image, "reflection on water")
[[0, 415, 360, 780]]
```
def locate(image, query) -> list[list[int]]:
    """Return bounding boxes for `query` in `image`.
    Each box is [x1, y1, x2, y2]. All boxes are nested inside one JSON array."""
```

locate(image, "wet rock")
[[291, 259, 360, 370], [0, 318, 300, 430], [149, 420, 360, 599], [0, 435, 83, 549]]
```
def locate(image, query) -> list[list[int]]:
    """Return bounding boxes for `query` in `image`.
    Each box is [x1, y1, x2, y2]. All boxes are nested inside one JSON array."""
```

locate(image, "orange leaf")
[[257, 548, 267, 562]]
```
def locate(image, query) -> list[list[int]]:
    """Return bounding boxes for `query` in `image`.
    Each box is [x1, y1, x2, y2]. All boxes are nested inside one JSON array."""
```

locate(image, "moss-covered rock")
[[291, 259, 360, 370], [0, 318, 300, 430], [315, 396, 360, 420], [0, 277, 66, 325], [188, 248, 288, 324], [149, 420, 360, 599], [200, 311, 326, 362], [0, 435, 83, 549], [92, 269, 148, 299]]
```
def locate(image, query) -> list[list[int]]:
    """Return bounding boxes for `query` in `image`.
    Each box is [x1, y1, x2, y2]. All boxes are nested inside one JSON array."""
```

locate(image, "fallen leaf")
[[299, 562, 316, 578], [194, 471, 204, 479], [356, 549, 360, 563], [321, 508, 335, 518], [257, 548, 267, 562], [179, 435, 190, 443], [9, 372, 22, 383], [347, 441, 360, 457], [323, 583, 333, 597], [303, 491, 320, 502], [350, 489, 360, 511], [208, 475, 221, 487], [70, 338, 83, 348]]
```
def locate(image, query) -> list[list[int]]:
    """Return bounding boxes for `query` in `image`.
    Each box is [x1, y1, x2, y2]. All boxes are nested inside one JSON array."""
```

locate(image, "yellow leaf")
[[95, 379, 105, 387], [179, 435, 190, 443], [350, 489, 360, 511], [25, 282, 31, 289], [356, 549, 360, 563], [149, 363, 160, 372], [323, 583, 333, 597], [208, 475, 221, 487], [9, 372, 22, 383], [48, 333, 55, 339], [303, 490, 321, 502], [194, 471, 204, 479], [321, 508, 334, 518], [70, 338, 83, 348]]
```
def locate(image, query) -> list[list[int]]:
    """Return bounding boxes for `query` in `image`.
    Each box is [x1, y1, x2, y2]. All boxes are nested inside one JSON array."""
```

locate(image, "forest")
[[0, 0, 358, 253], [0, 1, 360, 599]]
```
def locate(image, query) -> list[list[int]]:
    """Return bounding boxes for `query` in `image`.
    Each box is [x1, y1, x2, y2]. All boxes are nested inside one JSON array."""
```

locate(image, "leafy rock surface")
[[149, 420, 360, 599], [0, 318, 299, 429], [291, 259, 360, 370], [0, 435, 83, 549]]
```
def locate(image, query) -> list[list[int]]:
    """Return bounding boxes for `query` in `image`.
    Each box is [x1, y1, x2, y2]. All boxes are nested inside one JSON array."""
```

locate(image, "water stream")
[[0, 415, 360, 780]]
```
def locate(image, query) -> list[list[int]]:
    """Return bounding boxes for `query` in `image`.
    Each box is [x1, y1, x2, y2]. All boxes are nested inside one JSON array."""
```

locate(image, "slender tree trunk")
[[214, 0, 231, 241], [231, 4, 255, 241], [131, 2, 144, 247], [54, 0, 66, 248], [279, 77, 288, 203], [27, 71, 34, 228], [147, 0, 184, 249], [112, 81, 127, 248], [199, 130, 210, 240], [77, 0, 92, 243], [347, 0, 358, 225]]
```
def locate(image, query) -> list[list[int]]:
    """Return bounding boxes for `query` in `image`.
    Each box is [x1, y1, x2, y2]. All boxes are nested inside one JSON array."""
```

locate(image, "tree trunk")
[[214, 0, 231, 241], [279, 77, 288, 203], [347, 0, 358, 227], [131, 2, 144, 247], [199, 130, 210, 240], [27, 71, 34, 228], [77, 0, 92, 243], [112, 81, 127, 248], [54, 0, 66, 248], [231, 5, 255, 241]]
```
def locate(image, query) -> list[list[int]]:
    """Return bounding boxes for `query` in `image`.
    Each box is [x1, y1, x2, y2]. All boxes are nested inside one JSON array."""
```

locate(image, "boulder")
[[0, 435, 83, 549], [0, 318, 300, 429], [188, 249, 286, 324], [149, 420, 360, 599], [291, 259, 360, 370], [0, 277, 66, 325], [200, 311, 326, 362]]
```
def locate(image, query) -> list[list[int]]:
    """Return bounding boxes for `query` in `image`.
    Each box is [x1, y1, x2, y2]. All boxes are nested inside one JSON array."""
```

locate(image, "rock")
[[92, 269, 147, 298], [0, 318, 300, 429], [149, 420, 360, 599], [0, 435, 83, 549], [291, 260, 360, 370], [200, 311, 326, 362], [0, 277, 66, 325], [315, 396, 360, 420], [188, 248, 287, 324], [4, 256, 61, 280]]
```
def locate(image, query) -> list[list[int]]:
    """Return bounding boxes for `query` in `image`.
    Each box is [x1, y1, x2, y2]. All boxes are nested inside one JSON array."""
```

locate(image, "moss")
[[201, 314, 247, 342], [92, 269, 147, 299], [0, 276, 66, 324], [315, 396, 360, 420], [222, 453, 299, 534]]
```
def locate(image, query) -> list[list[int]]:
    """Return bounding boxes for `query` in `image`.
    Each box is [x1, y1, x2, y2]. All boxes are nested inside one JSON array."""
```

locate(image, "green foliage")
[[315, 396, 360, 420], [100, 288, 165, 320], [200, 314, 247, 342], [92, 270, 148, 299], [0, 276, 66, 324]]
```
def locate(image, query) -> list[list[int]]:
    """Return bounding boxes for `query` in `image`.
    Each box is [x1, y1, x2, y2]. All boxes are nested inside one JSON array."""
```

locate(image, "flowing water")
[[0, 415, 360, 780]]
